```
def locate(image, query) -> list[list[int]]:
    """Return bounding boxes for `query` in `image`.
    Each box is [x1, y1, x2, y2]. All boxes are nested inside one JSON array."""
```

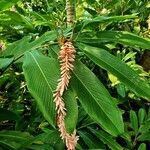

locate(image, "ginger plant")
[[53, 0, 78, 149]]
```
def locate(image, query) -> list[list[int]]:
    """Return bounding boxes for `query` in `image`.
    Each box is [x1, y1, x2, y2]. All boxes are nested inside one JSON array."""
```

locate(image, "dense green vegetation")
[[0, 0, 150, 149]]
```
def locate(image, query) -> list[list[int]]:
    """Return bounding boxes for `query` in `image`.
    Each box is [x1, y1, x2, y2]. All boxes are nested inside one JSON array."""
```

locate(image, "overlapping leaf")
[[23, 51, 78, 132], [82, 15, 137, 28], [77, 31, 150, 49], [88, 127, 123, 150], [71, 60, 124, 136], [48, 44, 124, 136], [0, 31, 57, 58], [77, 43, 150, 100]]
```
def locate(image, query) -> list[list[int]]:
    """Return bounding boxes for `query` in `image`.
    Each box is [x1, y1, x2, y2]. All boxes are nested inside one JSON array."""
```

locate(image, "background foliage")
[[0, 0, 150, 149]]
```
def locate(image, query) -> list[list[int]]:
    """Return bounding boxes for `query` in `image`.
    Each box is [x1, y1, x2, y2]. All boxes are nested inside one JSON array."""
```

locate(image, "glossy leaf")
[[72, 60, 124, 136], [97, 31, 150, 49], [77, 43, 150, 100]]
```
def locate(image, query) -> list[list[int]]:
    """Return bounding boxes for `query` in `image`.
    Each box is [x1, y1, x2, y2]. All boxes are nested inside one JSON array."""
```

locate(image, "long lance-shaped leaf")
[[23, 50, 78, 132], [23, 51, 57, 127], [0, 31, 57, 58], [77, 31, 150, 50], [77, 43, 150, 101], [82, 15, 137, 28], [71, 60, 124, 136], [48, 44, 124, 136]]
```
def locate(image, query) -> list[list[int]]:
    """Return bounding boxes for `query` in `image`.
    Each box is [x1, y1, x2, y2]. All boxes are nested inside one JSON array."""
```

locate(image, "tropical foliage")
[[0, 0, 150, 150]]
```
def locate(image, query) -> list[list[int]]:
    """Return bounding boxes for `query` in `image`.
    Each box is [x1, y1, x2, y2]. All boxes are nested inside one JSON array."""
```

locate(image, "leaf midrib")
[[30, 52, 53, 92], [84, 49, 150, 98], [72, 65, 120, 133]]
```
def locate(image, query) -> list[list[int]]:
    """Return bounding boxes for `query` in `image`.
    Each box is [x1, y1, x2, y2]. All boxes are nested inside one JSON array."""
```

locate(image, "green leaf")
[[0, 0, 20, 11], [130, 110, 138, 132], [78, 131, 104, 149], [82, 15, 137, 28], [63, 88, 78, 133], [88, 127, 123, 150], [72, 60, 124, 136], [117, 83, 126, 98], [48, 42, 123, 135], [0, 108, 19, 121], [1, 31, 57, 58], [0, 130, 34, 149], [138, 108, 146, 125], [34, 129, 60, 146], [137, 131, 150, 141], [78, 31, 150, 49], [0, 11, 33, 29], [23, 51, 58, 127], [0, 57, 13, 69], [0, 130, 33, 142], [97, 31, 150, 49], [0, 140, 20, 150], [23, 51, 78, 131], [138, 143, 146, 150], [77, 43, 150, 100], [139, 120, 150, 133]]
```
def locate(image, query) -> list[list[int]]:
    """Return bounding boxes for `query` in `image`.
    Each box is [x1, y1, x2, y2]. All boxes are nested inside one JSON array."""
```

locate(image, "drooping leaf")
[[88, 127, 123, 150], [23, 50, 78, 131], [82, 15, 137, 28], [0, 130, 33, 149], [1, 31, 57, 58], [0, 130, 33, 142], [77, 43, 150, 101], [71, 60, 124, 136], [48, 45, 124, 135], [23, 51, 58, 127], [0, 140, 20, 150], [78, 31, 150, 50]]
